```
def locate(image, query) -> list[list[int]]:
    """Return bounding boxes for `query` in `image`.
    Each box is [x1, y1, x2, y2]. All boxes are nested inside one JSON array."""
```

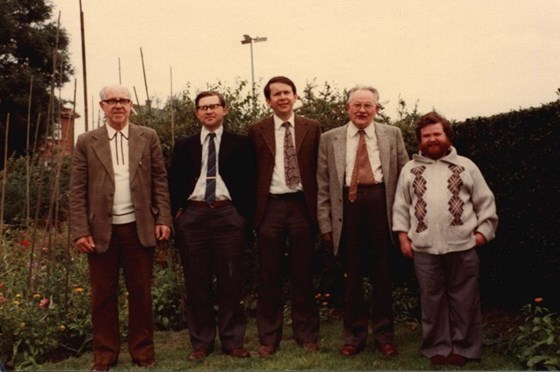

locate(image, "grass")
[[39, 317, 522, 371]]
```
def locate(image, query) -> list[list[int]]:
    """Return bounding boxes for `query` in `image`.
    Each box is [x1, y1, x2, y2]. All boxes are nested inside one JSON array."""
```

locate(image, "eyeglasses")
[[350, 103, 377, 111], [102, 98, 131, 106], [197, 104, 223, 111]]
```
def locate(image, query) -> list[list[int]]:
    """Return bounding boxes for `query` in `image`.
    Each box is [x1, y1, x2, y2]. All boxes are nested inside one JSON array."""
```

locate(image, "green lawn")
[[40, 318, 521, 371]]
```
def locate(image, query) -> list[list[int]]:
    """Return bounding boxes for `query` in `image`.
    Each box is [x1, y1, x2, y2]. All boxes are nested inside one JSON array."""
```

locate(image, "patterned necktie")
[[348, 129, 376, 203], [204, 132, 217, 205], [282, 122, 301, 190]]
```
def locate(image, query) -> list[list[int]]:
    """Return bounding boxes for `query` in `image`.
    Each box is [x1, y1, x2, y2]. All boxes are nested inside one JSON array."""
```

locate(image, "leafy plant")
[[511, 299, 560, 370]]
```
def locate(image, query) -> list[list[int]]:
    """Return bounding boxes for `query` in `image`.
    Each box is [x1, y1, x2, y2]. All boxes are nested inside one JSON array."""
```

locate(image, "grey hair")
[[346, 85, 380, 104], [99, 85, 132, 100]]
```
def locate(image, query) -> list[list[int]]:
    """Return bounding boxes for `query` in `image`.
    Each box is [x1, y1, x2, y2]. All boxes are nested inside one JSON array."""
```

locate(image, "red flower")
[[19, 240, 31, 247], [39, 297, 49, 309]]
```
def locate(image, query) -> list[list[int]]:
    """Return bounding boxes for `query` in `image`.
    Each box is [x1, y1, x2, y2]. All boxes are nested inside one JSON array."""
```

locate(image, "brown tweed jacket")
[[248, 115, 321, 229], [70, 123, 172, 252]]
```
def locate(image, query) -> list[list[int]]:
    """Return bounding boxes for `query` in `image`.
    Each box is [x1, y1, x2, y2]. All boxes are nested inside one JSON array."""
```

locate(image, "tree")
[[0, 0, 73, 163]]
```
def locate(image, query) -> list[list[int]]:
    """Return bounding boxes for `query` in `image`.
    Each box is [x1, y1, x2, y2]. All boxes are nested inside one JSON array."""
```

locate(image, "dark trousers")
[[87, 222, 155, 366], [174, 204, 247, 352], [256, 192, 319, 347], [414, 249, 482, 359], [342, 185, 394, 347]]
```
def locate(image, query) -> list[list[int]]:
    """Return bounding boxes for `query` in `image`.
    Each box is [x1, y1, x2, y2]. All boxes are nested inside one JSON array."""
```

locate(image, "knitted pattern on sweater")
[[392, 146, 498, 255]]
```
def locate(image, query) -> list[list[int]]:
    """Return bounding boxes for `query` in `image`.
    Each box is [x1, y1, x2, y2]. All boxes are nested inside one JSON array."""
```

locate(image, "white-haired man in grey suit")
[[317, 85, 409, 357]]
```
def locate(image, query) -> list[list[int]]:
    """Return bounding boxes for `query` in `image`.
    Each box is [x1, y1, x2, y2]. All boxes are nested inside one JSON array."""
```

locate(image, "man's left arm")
[[470, 163, 498, 245], [149, 131, 172, 240], [395, 127, 410, 172]]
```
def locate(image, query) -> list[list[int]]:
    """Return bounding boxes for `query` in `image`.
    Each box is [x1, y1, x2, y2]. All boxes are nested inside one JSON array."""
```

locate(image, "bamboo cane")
[[0, 114, 10, 254], [170, 66, 175, 145], [26, 76, 34, 223], [140, 47, 151, 111], [80, 0, 89, 132]]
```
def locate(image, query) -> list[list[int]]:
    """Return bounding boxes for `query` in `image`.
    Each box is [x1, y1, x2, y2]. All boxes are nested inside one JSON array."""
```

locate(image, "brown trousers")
[[87, 222, 155, 366], [342, 184, 395, 347]]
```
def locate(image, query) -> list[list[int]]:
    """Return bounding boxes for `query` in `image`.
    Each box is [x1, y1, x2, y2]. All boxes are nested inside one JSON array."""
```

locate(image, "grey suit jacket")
[[316, 122, 409, 255], [70, 123, 172, 252]]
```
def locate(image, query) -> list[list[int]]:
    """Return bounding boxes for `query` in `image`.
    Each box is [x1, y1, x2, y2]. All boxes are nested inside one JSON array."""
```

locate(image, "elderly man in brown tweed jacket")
[[70, 85, 172, 371]]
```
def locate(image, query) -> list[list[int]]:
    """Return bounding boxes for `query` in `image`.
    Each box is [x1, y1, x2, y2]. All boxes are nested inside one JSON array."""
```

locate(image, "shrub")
[[510, 299, 560, 370]]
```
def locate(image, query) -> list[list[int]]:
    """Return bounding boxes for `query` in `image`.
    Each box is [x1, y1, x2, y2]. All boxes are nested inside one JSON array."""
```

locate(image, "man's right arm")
[[316, 134, 332, 239], [70, 135, 93, 249]]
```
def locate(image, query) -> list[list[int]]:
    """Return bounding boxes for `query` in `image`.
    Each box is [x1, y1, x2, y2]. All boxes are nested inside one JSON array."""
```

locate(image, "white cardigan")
[[392, 147, 498, 255]]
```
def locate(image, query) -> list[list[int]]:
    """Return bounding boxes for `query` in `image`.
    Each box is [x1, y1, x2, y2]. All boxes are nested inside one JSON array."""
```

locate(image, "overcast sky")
[[53, 0, 560, 134]]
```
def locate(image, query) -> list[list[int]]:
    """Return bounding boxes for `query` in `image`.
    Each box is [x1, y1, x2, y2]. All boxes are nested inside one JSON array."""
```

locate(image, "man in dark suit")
[[70, 85, 172, 371], [169, 91, 256, 361], [248, 76, 320, 356], [317, 85, 409, 357]]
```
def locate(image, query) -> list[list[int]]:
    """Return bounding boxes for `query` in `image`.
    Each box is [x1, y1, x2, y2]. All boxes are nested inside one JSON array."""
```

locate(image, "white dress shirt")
[[189, 125, 232, 201], [106, 123, 136, 224], [345, 121, 384, 187], [269, 114, 303, 194]]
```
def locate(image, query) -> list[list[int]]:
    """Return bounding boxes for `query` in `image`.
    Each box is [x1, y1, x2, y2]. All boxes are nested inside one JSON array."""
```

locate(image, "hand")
[[155, 224, 171, 241], [76, 235, 95, 253], [475, 232, 487, 247], [398, 232, 413, 258], [322, 232, 333, 242]]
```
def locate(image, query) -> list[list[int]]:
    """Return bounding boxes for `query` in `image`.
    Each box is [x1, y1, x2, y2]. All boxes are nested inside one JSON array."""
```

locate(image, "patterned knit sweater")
[[392, 146, 498, 255]]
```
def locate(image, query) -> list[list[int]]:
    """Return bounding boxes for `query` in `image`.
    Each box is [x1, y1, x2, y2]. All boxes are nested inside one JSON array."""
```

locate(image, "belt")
[[187, 200, 233, 208], [268, 191, 304, 199], [344, 183, 385, 190]]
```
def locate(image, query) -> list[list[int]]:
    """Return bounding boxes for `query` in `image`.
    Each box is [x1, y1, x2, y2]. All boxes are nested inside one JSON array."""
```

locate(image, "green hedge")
[[451, 101, 560, 310]]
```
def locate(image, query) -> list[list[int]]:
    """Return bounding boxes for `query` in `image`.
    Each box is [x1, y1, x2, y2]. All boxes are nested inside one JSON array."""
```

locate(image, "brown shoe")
[[340, 344, 362, 356], [302, 342, 319, 352], [378, 343, 398, 356], [447, 353, 466, 366], [430, 354, 447, 365], [188, 349, 211, 361], [225, 347, 251, 358], [257, 344, 276, 357]]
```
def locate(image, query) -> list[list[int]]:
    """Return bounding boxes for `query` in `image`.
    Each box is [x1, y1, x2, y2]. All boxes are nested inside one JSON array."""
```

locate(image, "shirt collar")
[[347, 121, 375, 138], [200, 125, 224, 144], [107, 123, 129, 140], [274, 114, 295, 130]]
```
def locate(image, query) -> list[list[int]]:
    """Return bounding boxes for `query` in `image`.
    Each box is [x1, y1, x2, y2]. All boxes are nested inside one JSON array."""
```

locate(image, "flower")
[[74, 287, 84, 294], [20, 322, 26, 329], [0, 282, 4, 289], [59, 324, 66, 332], [39, 297, 50, 309], [33, 293, 41, 299], [534, 297, 544, 303], [0, 294, 7, 304], [19, 240, 31, 247]]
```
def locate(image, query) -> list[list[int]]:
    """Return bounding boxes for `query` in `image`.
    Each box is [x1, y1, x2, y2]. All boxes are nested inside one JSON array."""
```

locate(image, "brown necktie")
[[348, 129, 376, 202], [282, 122, 301, 189]]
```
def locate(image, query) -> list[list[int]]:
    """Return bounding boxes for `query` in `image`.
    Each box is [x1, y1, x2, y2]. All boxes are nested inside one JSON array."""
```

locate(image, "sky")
[[52, 0, 560, 135]]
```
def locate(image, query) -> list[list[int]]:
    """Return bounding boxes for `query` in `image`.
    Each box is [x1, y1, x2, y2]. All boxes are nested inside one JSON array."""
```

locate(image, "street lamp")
[[241, 34, 267, 98]]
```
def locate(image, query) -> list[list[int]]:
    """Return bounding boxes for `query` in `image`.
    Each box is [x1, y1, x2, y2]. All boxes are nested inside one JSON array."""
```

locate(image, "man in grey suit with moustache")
[[317, 85, 409, 357]]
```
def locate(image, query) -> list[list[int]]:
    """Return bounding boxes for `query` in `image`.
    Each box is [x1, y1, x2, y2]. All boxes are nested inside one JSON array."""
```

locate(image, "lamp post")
[[241, 34, 267, 99]]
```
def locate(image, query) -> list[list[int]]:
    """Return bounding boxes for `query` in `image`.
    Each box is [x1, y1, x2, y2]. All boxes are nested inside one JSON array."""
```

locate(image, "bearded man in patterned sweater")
[[392, 111, 498, 367]]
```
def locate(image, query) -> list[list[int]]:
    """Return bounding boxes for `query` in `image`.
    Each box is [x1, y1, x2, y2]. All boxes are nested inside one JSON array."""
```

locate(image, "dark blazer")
[[168, 129, 256, 224], [70, 123, 173, 252], [248, 115, 321, 229]]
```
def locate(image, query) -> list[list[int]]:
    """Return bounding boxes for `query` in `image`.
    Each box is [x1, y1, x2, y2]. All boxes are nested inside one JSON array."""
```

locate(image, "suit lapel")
[[294, 115, 308, 153], [259, 117, 276, 156], [219, 130, 234, 168], [333, 125, 347, 188], [374, 123, 391, 179], [91, 126, 114, 183], [128, 123, 146, 181], [187, 133, 202, 173]]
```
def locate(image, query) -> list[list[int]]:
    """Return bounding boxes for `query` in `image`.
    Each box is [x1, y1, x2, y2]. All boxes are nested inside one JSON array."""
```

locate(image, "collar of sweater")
[[413, 146, 460, 165]]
